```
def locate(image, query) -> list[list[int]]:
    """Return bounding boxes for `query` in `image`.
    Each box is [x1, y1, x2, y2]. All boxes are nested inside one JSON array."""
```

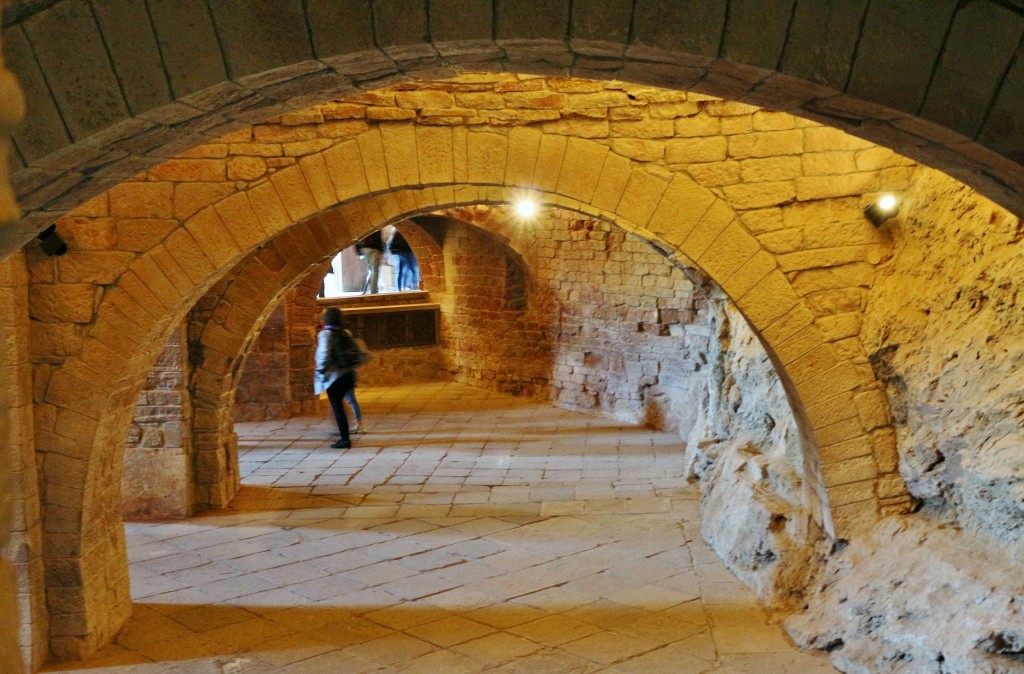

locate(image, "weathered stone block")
[[722, 180, 796, 209], [183, 208, 241, 269], [870, 427, 900, 474], [680, 199, 734, 260], [56, 251, 135, 284], [728, 130, 803, 159], [28, 285, 95, 323], [356, 129, 390, 193], [722, 249, 776, 299], [55, 216, 116, 251], [268, 165, 318, 222], [794, 172, 876, 201], [556, 137, 609, 203], [534, 134, 568, 193], [466, 131, 507, 186], [148, 159, 225, 183], [504, 127, 542, 186], [616, 169, 667, 227], [666, 136, 727, 164], [117, 219, 177, 253], [698, 221, 760, 282], [109, 182, 173, 219], [804, 390, 858, 429]]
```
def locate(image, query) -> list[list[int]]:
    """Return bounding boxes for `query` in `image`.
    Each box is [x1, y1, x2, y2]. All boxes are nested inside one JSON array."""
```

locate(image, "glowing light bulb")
[[878, 194, 897, 212], [515, 198, 538, 218]]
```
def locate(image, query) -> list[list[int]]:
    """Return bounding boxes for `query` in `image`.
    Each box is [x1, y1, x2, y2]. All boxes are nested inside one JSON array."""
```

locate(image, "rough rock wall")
[[779, 166, 1024, 673], [679, 285, 827, 610], [790, 516, 1024, 674], [864, 168, 1024, 542]]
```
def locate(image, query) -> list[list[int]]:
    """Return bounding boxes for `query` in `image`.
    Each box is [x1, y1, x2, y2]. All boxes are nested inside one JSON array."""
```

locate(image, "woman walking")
[[314, 307, 358, 449]]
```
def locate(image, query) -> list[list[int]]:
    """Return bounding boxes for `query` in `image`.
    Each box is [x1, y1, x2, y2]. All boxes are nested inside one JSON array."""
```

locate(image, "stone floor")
[[44, 382, 837, 673]]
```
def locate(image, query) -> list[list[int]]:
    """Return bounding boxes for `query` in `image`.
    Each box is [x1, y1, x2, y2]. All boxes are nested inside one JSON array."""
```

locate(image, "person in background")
[[386, 229, 420, 291], [313, 307, 356, 449], [345, 387, 365, 434], [356, 231, 384, 294]]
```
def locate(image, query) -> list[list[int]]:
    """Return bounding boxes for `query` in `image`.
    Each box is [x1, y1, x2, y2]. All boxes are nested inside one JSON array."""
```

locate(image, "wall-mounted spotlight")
[[864, 194, 900, 227], [36, 225, 68, 256]]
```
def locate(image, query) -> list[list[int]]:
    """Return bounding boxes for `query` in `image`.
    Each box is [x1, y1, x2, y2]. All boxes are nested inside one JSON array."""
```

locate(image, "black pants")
[[325, 371, 355, 443]]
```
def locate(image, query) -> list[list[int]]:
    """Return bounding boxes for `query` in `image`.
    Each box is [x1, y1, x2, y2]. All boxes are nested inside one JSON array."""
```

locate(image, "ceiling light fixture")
[[864, 194, 900, 227], [515, 197, 538, 219]]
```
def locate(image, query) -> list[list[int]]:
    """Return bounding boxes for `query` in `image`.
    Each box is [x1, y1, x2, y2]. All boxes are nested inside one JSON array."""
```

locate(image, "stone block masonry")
[[123, 327, 193, 520]]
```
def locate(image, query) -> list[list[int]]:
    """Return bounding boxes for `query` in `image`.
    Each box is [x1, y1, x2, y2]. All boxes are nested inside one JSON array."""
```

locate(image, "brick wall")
[[439, 209, 714, 429], [233, 304, 290, 422], [122, 327, 193, 520]]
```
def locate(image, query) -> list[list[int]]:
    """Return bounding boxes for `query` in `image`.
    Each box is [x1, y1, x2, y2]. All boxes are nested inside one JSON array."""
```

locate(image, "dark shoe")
[[331, 439, 351, 449]]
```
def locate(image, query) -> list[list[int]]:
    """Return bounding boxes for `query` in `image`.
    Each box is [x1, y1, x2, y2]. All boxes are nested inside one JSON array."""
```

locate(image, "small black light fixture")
[[864, 194, 900, 227], [36, 224, 68, 256]]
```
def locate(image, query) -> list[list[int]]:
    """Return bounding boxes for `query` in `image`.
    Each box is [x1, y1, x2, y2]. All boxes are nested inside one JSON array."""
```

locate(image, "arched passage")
[[4, 1, 1024, 260], [34, 114, 906, 655]]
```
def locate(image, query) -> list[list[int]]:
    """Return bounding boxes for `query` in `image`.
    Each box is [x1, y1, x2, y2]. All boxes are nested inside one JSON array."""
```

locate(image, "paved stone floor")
[[45, 382, 837, 673]]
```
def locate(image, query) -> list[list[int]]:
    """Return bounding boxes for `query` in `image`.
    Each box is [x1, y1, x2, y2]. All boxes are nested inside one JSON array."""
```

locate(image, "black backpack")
[[329, 328, 369, 369]]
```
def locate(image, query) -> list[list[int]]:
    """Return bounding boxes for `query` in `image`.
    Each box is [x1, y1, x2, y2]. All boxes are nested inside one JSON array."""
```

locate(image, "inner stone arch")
[[39, 162, 903, 657]]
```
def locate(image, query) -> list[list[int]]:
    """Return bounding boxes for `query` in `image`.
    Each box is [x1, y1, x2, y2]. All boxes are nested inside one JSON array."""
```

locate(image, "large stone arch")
[[186, 213, 449, 512], [4, 1, 1024, 259], [34, 120, 906, 656]]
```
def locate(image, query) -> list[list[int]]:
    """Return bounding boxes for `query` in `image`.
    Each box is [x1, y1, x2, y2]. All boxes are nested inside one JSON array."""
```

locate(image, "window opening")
[[319, 225, 421, 298]]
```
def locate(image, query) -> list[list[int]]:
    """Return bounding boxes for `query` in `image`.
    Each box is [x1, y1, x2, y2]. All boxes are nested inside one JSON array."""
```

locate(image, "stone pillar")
[[123, 327, 194, 519], [287, 282, 322, 417], [1, 254, 44, 672], [0, 4, 31, 669]]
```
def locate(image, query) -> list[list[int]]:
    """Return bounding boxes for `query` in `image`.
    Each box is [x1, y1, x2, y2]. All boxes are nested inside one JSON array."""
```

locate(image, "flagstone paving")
[[43, 382, 837, 673]]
